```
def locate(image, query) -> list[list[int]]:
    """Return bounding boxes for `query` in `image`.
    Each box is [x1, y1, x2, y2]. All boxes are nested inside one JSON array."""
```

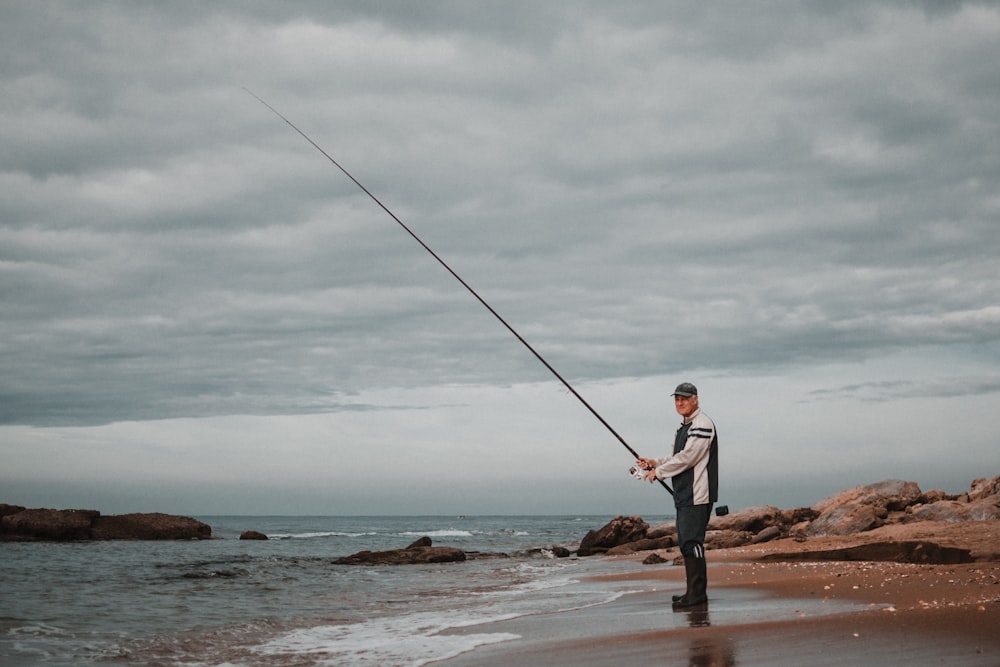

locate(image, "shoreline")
[[436, 523, 1000, 666]]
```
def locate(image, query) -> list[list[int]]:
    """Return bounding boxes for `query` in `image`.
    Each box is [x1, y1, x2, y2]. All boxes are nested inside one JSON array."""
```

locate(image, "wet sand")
[[437, 522, 1000, 666]]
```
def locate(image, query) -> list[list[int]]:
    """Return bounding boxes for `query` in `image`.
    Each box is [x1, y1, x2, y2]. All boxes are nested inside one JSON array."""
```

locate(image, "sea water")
[[0, 515, 664, 666]]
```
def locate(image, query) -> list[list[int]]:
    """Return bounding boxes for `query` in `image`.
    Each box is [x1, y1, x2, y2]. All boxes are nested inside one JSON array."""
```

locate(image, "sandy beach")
[[438, 520, 1000, 666]]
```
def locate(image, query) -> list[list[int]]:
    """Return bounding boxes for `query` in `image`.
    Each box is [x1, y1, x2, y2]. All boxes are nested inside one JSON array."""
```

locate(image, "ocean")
[[0, 514, 670, 666]]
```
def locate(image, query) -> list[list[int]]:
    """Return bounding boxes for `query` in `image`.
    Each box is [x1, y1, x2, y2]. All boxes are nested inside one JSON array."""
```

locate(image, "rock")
[[527, 545, 572, 558], [709, 505, 782, 533], [240, 530, 269, 540], [812, 479, 923, 515], [705, 529, 752, 549], [780, 507, 821, 525], [1, 508, 99, 541], [920, 489, 952, 504], [647, 522, 676, 540], [643, 552, 668, 565], [577, 515, 649, 557], [806, 480, 925, 536], [606, 535, 675, 555], [0, 504, 26, 519], [406, 536, 433, 549], [751, 525, 782, 544], [969, 496, 1000, 521], [910, 500, 970, 523], [789, 521, 812, 539], [968, 476, 1000, 502], [334, 546, 467, 565], [0, 506, 211, 541], [90, 513, 211, 540], [465, 550, 511, 560], [806, 504, 881, 536]]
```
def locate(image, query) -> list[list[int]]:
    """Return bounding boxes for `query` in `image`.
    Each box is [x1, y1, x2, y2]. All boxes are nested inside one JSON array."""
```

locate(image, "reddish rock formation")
[[578, 476, 1000, 564], [578, 515, 649, 556], [710, 505, 785, 533]]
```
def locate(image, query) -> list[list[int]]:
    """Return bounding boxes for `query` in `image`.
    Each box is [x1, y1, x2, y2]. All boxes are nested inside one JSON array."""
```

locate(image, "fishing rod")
[[246, 88, 673, 497]]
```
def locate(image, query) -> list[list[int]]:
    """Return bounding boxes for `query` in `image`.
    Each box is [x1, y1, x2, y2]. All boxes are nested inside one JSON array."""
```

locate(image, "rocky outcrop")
[[806, 479, 924, 536], [578, 515, 649, 556], [0, 504, 27, 519], [335, 536, 467, 565], [1, 508, 99, 540], [577, 476, 1000, 562], [0, 507, 211, 541], [91, 513, 211, 540]]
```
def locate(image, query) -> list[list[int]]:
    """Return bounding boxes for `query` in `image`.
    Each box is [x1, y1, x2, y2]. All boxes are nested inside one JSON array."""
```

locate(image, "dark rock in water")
[[760, 540, 974, 565], [0, 506, 211, 541], [334, 545, 467, 566], [578, 515, 649, 556], [1, 508, 99, 540], [0, 504, 27, 519], [465, 550, 511, 560], [240, 530, 268, 540], [90, 513, 211, 540], [642, 552, 668, 565], [406, 536, 433, 549]]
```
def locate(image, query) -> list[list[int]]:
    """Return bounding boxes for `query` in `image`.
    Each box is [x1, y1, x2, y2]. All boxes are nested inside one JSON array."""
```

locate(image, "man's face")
[[674, 394, 698, 418]]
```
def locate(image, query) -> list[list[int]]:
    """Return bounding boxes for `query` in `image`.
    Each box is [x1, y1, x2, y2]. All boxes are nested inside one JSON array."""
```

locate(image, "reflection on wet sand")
[[681, 604, 737, 667]]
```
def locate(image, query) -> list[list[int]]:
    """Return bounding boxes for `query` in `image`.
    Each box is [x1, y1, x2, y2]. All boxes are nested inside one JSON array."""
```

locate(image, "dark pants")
[[676, 504, 712, 558]]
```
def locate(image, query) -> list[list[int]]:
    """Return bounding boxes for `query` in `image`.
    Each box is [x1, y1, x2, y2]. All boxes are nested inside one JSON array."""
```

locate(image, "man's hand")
[[635, 457, 656, 470], [634, 457, 658, 483]]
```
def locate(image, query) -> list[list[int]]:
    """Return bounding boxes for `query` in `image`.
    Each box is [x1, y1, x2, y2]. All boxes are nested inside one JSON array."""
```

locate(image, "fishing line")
[[246, 88, 673, 496]]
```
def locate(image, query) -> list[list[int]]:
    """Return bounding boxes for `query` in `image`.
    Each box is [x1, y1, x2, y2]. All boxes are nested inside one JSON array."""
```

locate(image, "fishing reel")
[[628, 464, 649, 480]]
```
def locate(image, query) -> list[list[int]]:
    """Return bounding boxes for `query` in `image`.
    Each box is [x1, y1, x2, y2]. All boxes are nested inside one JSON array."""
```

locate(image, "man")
[[635, 382, 718, 609]]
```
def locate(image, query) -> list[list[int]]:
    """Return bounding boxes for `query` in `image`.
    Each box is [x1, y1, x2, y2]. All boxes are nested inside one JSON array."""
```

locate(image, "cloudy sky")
[[2, 1, 999, 517]]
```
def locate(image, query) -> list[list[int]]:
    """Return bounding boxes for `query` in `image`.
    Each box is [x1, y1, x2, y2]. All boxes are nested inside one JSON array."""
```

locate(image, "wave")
[[249, 566, 624, 667], [399, 529, 475, 538], [267, 530, 376, 539]]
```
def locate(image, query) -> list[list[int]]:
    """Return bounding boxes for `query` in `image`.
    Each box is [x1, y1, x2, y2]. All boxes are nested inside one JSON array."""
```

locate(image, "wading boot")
[[672, 555, 707, 609], [672, 557, 688, 602]]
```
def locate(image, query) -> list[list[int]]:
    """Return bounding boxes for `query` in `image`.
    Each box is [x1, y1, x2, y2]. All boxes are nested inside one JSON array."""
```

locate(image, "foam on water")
[[267, 531, 375, 539], [249, 569, 629, 667], [399, 529, 475, 538], [253, 611, 521, 667]]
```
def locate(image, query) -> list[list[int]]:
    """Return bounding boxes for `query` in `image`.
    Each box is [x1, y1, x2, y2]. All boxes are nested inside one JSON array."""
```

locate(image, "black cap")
[[672, 382, 698, 397]]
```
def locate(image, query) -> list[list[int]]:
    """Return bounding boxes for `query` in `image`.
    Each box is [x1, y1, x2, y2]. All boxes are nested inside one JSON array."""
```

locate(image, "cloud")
[[1, 1, 998, 512], [805, 372, 1000, 403]]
